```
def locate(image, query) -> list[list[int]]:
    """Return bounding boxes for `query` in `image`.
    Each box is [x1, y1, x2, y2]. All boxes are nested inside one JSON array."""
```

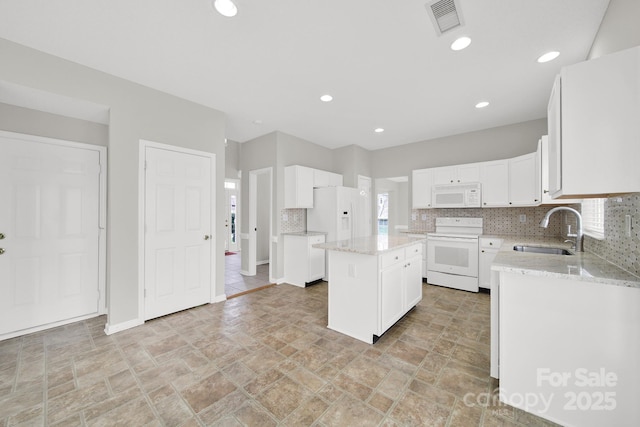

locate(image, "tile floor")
[[0, 283, 559, 427], [225, 253, 271, 297]]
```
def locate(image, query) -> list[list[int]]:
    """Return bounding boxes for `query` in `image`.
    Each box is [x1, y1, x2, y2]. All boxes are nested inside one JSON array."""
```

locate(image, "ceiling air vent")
[[426, 0, 464, 36]]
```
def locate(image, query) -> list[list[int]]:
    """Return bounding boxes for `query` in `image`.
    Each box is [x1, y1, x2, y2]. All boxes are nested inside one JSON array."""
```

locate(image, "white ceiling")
[[0, 0, 610, 150]]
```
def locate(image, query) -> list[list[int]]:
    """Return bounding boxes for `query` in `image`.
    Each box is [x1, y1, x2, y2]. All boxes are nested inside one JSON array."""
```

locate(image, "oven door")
[[427, 235, 479, 277]]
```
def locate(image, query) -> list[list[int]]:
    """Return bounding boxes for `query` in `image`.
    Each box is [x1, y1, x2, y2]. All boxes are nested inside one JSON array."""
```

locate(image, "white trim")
[[138, 139, 217, 323], [248, 167, 273, 280], [0, 130, 108, 317], [104, 318, 145, 335], [211, 294, 227, 303]]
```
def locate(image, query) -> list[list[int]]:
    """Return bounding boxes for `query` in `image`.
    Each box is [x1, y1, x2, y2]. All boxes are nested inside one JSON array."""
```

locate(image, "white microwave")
[[431, 182, 482, 208]]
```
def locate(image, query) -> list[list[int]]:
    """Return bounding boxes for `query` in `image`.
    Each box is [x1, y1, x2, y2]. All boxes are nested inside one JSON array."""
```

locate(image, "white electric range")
[[427, 217, 483, 292]]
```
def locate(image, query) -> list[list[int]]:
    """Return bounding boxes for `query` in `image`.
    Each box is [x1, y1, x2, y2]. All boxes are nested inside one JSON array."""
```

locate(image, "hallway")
[[224, 253, 272, 297]]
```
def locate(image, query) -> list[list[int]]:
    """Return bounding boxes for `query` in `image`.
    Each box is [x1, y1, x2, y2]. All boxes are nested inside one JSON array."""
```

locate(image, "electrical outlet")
[[421, 214, 427, 221], [282, 213, 288, 221], [412, 213, 417, 221], [519, 214, 527, 223], [625, 214, 632, 237]]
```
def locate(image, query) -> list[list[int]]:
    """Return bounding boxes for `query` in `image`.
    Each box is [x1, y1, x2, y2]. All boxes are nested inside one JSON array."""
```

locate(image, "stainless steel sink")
[[513, 245, 573, 255]]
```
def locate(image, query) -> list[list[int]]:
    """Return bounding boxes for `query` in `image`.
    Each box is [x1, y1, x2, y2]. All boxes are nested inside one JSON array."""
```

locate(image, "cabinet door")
[[284, 165, 314, 208], [432, 166, 457, 185], [403, 255, 422, 309], [308, 235, 326, 281], [412, 169, 433, 208], [456, 163, 481, 183], [547, 76, 562, 196], [479, 249, 499, 289], [480, 160, 509, 207], [509, 152, 540, 206], [313, 169, 330, 188], [379, 262, 405, 334]]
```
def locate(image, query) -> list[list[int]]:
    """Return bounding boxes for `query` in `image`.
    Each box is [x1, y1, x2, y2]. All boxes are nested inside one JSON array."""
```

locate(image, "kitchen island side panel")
[[327, 251, 379, 344]]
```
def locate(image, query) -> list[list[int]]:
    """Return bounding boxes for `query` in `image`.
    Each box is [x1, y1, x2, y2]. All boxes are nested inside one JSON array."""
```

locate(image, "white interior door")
[[144, 146, 213, 320], [0, 132, 104, 339]]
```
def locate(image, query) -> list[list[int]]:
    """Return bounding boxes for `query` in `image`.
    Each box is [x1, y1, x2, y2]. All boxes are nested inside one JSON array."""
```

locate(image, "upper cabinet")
[[285, 165, 344, 208], [285, 165, 314, 208], [432, 163, 480, 185], [480, 160, 509, 207], [412, 168, 433, 209], [412, 145, 541, 209], [508, 148, 541, 206], [540, 136, 581, 204], [548, 46, 640, 198], [313, 169, 343, 188]]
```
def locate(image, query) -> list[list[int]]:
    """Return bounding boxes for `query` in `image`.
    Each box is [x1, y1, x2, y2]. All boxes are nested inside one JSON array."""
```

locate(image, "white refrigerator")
[[307, 186, 371, 280]]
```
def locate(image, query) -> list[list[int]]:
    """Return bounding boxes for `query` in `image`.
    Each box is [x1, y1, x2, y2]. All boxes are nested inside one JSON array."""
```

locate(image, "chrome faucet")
[[539, 206, 584, 252]]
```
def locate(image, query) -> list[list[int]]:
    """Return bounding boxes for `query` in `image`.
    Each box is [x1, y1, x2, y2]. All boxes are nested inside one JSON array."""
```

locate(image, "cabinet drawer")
[[380, 248, 404, 270], [480, 238, 503, 249], [309, 235, 325, 245], [404, 244, 422, 259]]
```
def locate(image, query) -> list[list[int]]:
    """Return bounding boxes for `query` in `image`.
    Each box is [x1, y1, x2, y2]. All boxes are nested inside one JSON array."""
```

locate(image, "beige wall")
[[588, 0, 640, 60], [0, 38, 226, 330], [0, 102, 109, 146]]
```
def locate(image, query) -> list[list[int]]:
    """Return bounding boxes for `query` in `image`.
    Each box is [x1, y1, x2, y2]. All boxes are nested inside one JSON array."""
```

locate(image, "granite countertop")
[[282, 231, 327, 237], [313, 235, 426, 255], [488, 235, 640, 288]]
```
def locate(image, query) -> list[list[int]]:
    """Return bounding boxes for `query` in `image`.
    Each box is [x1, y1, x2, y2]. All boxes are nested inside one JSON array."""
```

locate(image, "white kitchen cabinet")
[[480, 159, 509, 207], [408, 234, 428, 279], [379, 245, 423, 335], [479, 237, 502, 289], [508, 147, 540, 206], [432, 163, 480, 185], [313, 169, 343, 188], [284, 165, 314, 208], [284, 233, 326, 287], [326, 243, 423, 343], [548, 46, 640, 198], [540, 136, 581, 204], [412, 168, 433, 208]]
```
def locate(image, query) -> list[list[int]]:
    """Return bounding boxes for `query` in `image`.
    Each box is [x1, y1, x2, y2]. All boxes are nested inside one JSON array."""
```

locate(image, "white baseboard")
[[211, 294, 227, 303], [1, 312, 100, 342], [104, 317, 144, 335]]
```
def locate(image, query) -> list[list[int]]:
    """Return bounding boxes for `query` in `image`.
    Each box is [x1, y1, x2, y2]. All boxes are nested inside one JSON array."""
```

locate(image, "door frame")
[[244, 167, 273, 280], [0, 130, 107, 325], [224, 179, 240, 252], [137, 139, 216, 322]]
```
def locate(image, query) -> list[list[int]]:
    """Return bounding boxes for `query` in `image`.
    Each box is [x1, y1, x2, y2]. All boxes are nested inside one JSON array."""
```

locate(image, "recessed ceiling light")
[[451, 36, 471, 51], [320, 94, 333, 102], [475, 101, 489, 109], [212, 0, 237, 17], [252, 119, 263, 125], [537, 51, 560, 63], [374, 128, 385, 133]]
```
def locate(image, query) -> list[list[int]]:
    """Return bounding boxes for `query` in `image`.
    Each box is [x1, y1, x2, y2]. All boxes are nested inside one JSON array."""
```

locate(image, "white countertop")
[[488, 235, 640, 288], [313, 235, 426, 255], [282, 231, 327, 237]]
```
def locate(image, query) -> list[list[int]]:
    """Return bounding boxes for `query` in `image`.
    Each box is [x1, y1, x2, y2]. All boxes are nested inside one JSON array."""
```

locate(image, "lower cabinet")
[[284, 233, 326, 287], [327, 244, 423, 343], [408, 234, 428, 279], [479, 237, 503, 289]]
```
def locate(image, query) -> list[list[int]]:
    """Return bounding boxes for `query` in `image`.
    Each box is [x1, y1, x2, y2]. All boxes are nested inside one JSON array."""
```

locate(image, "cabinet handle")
[[481, 250, 485, 253], [544, 190, 549, 194], [395, 256, 399, 260], [509, 202, 512, 205], [534, 199, 539, 202], [489, 242, 493, 245]]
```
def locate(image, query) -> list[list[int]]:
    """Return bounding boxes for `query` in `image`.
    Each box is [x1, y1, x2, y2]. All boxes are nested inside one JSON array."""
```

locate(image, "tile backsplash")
[[584, 193, 639, 277], [281, 209, 306, 233], [409, 205, 580, 237]]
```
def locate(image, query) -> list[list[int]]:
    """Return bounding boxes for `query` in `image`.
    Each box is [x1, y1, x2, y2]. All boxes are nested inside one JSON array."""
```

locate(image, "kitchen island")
[[313, 235, 425, 344]]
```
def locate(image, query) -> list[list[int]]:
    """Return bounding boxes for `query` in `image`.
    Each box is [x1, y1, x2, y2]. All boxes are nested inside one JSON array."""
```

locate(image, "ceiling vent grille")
[[426, 0, 464, 36]]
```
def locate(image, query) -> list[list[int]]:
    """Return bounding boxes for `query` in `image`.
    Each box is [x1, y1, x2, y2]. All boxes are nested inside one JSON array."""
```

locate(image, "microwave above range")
[[431, 182, 482, 208]]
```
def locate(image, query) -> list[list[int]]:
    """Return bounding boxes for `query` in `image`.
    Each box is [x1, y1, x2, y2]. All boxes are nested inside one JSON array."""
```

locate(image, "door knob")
[[204, 235, 211, 240], [0, 248, 5, 255], [0, 233, 4, 239]]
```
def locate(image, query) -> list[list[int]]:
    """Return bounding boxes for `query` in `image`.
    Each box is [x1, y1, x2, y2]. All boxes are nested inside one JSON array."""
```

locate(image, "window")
[[581, 198, 605, 239]]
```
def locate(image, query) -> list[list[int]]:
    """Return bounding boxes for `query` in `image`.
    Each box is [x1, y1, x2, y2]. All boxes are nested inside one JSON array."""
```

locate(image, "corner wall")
[[0, 38, 227, 330]]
